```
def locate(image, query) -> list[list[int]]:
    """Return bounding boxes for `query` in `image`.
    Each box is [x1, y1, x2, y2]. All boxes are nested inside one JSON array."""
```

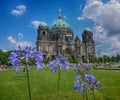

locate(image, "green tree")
[[111, 56, 116, 63], [0, 49, 11, 65], [116, 54, 120, 63], [89, 57, 95, 63], [98, 57, 103, 63], [103, 55, 108, 64]]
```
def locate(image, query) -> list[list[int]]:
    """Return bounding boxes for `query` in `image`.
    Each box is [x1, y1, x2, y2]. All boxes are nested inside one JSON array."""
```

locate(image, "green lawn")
[[0, 67, 120, 100]]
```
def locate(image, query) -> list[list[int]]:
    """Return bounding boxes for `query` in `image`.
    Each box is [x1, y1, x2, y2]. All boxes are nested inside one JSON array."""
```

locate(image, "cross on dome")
[[58, 8, 62, 19]]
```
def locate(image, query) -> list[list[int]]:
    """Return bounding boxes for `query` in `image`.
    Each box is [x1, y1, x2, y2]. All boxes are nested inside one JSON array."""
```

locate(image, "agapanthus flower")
[[74, 80, 88, 93], [74, 64, 80, 72], [85, 74, 96, 84], [73, 62, 101, 99], [9, 46, 44, 73], [74, 81, 81, 91], [22, 46, 33, 62], [34, 51, 44, 70], [84, 74, 101, 89], [73, 74, 101, 93], [95, 81, 101, 88], [75, 75, 80, 80], [74, 63, 89, 75], [82, 63, 89, 71], [9, 50, 22, 73], [58, 56, 69, 69], [82, 81, 88, 90], [48, 59, 58, 72], [48, 56, 70, 72]]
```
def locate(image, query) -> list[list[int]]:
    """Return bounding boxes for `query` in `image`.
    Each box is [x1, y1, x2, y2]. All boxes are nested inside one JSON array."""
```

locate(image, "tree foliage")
[[0, 48, 120, 65], [0, 50, 11, 65], [89, 54, 120, 64]]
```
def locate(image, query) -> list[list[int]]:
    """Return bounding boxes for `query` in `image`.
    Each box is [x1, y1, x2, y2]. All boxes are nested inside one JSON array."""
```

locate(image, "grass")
[[0, 67, 120, 100], [97, 64, 120, 69]]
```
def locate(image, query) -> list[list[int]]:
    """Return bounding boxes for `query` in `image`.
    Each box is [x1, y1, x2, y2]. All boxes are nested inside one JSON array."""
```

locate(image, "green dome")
[[39, 22, 47, 27], [84, 27, 91, 32], [50, 19, 71, 29], [50, 11, 71, 30]]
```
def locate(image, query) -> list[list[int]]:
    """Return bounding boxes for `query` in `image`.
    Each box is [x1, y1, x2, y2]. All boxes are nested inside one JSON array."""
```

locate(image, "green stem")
[[85, 90, 88, 100], [57, 66, 60, 100], [26, 67, 32, 100], [93, 91, 96, 100], [83, 91, 85, 100]]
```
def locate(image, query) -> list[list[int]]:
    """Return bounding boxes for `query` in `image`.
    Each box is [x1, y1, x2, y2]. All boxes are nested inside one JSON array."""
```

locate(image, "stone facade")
[[36, 11, 95, 60]]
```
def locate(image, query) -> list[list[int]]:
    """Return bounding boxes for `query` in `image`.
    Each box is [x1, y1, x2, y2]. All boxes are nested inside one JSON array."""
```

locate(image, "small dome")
[[39, 22, 47, 27], [84, 27, 91, 32]]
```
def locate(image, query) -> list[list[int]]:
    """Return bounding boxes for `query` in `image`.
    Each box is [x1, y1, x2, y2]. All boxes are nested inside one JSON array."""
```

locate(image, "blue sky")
[[0, 0, 120, 56]]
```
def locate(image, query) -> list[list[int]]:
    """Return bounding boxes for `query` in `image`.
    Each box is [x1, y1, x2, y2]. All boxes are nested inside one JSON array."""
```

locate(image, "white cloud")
[[18, 33, 23, 39], [2, 50, 8, 52], [11, 5, 26, 16], [93, 25, 120, 56], [8, 36, 17, 44], [99, 49, 120, 57], [82, 0, 120, 34], [7, 35, 32, 48], [31, 20, 40, 29], [77, 16, 85, 21], [109, 35, 120, 50], [16, 41, 32, 47], [80, 0, 120, 56]]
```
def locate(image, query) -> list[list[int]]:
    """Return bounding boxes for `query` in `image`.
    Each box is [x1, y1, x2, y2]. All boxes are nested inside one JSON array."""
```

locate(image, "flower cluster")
[[74, 74, 101, 93], [74, 63, 89, 73], [48, 56, 70, 72], [34, 51, 44, 70], [9, 46, 44, 73], [74, 63, 101, 94]]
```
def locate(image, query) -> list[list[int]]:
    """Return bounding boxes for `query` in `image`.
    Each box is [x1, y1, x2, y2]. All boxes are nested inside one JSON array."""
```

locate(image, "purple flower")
[[74, 80, 88, 92], [85, 74, 96, 84], [84, 63, 89, 70], [22, 46, 33, 62], [48, 56, 70, 72], [82, 82, 88, 90], [95, 81, 101, 88], [74, 73, 101, 93], [34, 51, 44, 70], [74, 63, 89, 74], [75, 75, 80, 80], [73, 63, 101, 96], [48, 60, 58, 72], [9, 46, 44, 73], [9, 51, 21, 73], [74, 81, 80, 91], [59, 56, 70, 69]]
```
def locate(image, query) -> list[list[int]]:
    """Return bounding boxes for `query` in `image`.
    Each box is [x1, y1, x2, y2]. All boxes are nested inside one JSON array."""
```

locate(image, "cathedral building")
[[36, 11, 95, 60]]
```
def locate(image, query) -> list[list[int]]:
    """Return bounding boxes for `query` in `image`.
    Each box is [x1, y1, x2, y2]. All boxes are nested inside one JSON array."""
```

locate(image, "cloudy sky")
[[0, 0, 120, 56]]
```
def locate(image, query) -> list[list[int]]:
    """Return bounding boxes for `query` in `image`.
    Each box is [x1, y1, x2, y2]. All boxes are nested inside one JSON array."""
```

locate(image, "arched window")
[[42, 31, 46, 39], [89, 35, 91, 39], [42, 31, 45, 36]]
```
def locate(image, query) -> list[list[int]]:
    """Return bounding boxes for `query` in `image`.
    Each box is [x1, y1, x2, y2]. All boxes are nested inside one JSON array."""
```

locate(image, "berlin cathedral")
[[36, 11, 95, 60]]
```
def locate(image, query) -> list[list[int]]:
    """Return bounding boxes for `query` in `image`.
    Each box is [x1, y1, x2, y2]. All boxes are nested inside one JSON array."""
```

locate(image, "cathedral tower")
[[82, 28, 95, 60], [37, 22, 48, 40]]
